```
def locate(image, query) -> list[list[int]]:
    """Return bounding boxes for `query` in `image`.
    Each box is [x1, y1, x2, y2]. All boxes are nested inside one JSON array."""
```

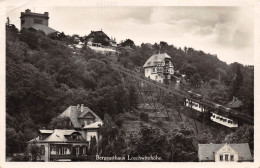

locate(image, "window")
[[57, 147, 68, 155], [72, 134, 78, 140], [33, 19, 43, 24], [219, 155, 223, 161], [76, 147, 79, 155], [21, 19, 25, 24], [225, 154, 229, 161], [40, 145, 45, 155], [153, 68, 156, 72], [83, 146, 87, 155], [230, 155, 234, 161]]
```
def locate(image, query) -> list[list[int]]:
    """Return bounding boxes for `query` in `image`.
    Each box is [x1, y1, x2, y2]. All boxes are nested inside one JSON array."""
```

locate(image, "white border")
[[1, 0, 259, 168]]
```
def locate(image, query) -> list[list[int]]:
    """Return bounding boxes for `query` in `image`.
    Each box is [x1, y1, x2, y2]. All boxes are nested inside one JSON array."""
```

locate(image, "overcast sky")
[[6, 4, 254, 65]]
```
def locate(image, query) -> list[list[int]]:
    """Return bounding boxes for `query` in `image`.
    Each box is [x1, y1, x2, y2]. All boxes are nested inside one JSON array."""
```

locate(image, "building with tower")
[[143, 53, 175, 84], [20, 9, 56, 34]]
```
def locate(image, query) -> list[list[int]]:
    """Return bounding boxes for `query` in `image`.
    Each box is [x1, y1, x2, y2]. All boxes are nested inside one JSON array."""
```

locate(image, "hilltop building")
[[28, 104, 102, 162], [85, 30, 110, 45], [20, 9, 56, 34], [143, 53, 175, 84], [198, 143, 253, 162], [85, 30, 117, 54]]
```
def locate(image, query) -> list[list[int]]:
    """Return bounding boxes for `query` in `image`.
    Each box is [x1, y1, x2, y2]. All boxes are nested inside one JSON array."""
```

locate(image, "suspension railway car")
[[183, 90, 238, 128]]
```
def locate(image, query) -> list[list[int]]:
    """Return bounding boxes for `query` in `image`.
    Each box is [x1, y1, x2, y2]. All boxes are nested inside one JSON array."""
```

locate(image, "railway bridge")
[[110, 62, 253, 126]]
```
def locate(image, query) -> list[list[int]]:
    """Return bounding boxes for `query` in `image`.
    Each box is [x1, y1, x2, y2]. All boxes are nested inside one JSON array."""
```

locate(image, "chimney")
[[25, 9, 31, 13], [44, 12, 49, 16], [81, 104, 84, 112]]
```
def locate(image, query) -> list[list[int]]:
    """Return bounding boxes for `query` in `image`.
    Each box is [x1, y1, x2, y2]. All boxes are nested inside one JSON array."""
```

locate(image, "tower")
[[20, 9, 49, 29]]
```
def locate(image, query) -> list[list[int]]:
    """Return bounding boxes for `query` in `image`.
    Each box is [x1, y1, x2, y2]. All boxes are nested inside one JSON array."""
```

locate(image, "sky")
[[6, 3, 254, 65]]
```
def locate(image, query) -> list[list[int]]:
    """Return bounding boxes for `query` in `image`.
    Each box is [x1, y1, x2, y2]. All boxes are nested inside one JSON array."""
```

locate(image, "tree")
[[231, 63, 244, 97], [99, 114, 127, 156], [19, 29, 39, 50], [120, 39, 135, 48], [129, 85, 139, 109], [130, 125, 168, 161], [26, 142, 41, 161], [224, 124, 253, 155], [167, 123, 197, 161], [88, 136, 97, 155]]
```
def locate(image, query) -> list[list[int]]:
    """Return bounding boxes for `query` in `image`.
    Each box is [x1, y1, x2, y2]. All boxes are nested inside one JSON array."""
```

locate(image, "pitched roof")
[[226, 99, 243, 109], [143, 53, 173, 68], [59, 106, 100, 128], [39, 130, 54, 134], [30, 129, 86, 142], [138, 103, 165, 110], [86, 30, 110, 39], [31, 24, 57, 35], [198, 143, 253, 161], [83, 120, 103, 129], [148, 112, 168, 118]]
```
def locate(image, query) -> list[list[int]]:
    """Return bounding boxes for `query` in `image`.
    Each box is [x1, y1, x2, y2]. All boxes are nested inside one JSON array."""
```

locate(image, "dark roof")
[[31, 24, 57, 35], [226, 99, 243, 109], [198, 143, 253, 161], [143, 53, 174, 68], [86, 30, 110, 40], [21, 11, 49, 18], [138, 103, 165, 110], [29, 129, 87, 142], [59, 106, 100, 128], [148, 112, 168, 118]]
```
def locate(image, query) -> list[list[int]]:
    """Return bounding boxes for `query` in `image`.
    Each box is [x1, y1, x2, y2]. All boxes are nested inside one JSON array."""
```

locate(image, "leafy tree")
[[224, 124, 254, 154], [88, 136, 97, 155], [26, 142, 41, 161], [129, 85, 139, 109], [120, 39, 135, 48], [130, 125, 168, 161], [231, 62, 244, 97], [167, 123, 197, 161], [19, 29, 39, 50]]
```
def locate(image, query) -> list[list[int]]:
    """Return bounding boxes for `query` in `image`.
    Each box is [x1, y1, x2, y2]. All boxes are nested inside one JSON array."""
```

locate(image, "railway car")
[[210, 112, 238, 128], [184, 99, 207, 112], [184, 91, 206, 112]]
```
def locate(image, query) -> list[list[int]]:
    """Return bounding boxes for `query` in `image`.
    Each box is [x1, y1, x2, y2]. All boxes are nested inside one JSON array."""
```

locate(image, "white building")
[[143, 53, 175, 84], [198, 143, 253, 162]]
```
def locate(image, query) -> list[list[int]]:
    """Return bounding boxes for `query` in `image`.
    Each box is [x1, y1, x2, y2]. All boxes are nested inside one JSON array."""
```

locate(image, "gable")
[[82, 112, 95, 119], [215, 144, 237, 155]]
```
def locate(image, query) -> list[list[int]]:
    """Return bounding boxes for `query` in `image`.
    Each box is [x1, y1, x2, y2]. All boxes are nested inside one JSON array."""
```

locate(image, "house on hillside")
[[198, 143, 253, 162], [28, 129, 88, 162], [226, 97, 243, 111], [85, 30, 117, 54], [28, 104, 102, 162], [59, 104, 103, 142], [143, 53, 175, 84], [138, 103, 165, 113], [85, 30, 110, 45], [20, 9, 57, 34]]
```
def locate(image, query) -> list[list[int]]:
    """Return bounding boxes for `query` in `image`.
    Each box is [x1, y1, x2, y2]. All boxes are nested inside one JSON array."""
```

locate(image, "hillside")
[[6, 24, 254, 161]]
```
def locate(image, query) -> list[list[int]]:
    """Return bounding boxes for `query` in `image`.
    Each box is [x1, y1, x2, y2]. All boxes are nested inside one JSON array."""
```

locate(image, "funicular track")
[[110, 62, 253, 125]]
